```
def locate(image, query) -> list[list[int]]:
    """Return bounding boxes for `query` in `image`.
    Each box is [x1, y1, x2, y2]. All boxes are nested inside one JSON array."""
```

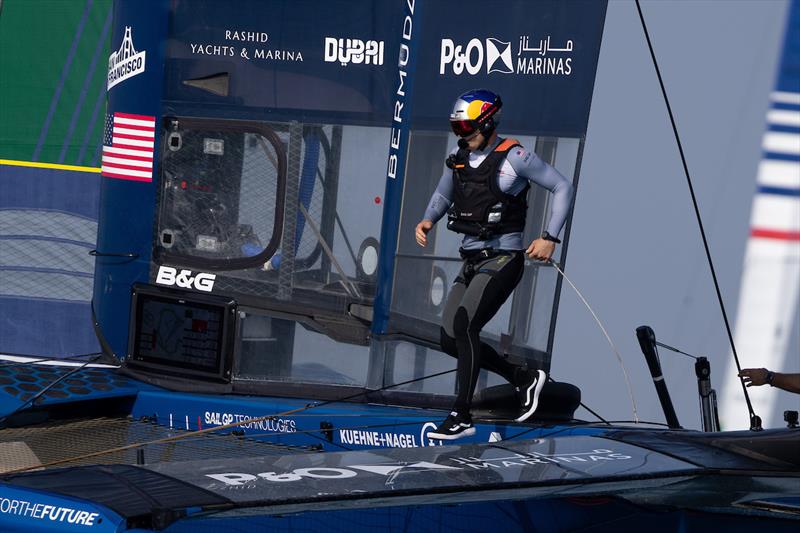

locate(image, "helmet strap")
[[474, 99, 501, 151], [477, 121, 496, 151]]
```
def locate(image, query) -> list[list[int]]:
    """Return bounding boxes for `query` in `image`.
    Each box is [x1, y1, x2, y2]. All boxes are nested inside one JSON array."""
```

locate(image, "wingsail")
[[88, 0, 607, 408], [720, 1, 800, 429]]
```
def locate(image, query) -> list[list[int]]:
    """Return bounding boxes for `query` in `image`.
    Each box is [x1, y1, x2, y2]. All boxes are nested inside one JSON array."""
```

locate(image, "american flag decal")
[[101, 112, 156, 182]]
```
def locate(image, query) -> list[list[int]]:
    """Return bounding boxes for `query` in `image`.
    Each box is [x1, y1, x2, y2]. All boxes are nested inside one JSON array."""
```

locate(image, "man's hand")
[[526, 238, 556, 261], [739, 368, 800, 393], [415, 219, 434, 247], [739, 368, 769, 387]]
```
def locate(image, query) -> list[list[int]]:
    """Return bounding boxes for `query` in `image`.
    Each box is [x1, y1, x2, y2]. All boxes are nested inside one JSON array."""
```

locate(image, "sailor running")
[[415, 89, 574, 439]]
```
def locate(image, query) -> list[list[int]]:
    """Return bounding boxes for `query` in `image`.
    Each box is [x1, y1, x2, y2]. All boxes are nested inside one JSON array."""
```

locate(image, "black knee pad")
[[439, 328, 457, 355], [453, 306, 471, 337]]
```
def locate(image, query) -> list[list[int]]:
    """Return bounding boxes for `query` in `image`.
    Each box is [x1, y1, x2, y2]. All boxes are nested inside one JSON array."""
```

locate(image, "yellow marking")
[[0, 159, 101, 173], [466, 100, 485, 120]]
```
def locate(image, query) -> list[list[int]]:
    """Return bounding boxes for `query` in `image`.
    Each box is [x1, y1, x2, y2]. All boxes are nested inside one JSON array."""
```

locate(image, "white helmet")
[[449, 89, 502, 137]]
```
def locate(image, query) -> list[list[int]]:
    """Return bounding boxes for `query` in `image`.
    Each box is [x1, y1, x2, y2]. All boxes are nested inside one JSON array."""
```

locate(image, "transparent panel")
[[234, 309, 369, 386], [155, 119, 387, 331], [383, 339, 456, 395], [284, 125, 388, 300], [158, 120, 283, 265]]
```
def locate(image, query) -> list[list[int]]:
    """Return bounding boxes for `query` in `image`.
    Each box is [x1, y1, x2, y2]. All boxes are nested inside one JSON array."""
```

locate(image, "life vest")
[[446, 138, 529, 240]]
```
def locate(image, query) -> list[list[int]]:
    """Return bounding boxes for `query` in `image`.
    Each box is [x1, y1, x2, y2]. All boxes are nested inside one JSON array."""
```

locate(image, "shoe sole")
[[428, 427, 476, 440], [515, 370, 546, 423]]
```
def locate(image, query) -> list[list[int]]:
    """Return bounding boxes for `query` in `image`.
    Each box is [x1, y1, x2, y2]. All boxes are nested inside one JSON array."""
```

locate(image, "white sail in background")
[[720, 1, 800, 431], [720, 5, 800, 431]]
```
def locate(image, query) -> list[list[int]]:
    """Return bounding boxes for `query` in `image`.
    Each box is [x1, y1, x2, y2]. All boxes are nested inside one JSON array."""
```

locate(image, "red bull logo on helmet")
[[467, 100, 492, 120], [450, 90, 498, 120]]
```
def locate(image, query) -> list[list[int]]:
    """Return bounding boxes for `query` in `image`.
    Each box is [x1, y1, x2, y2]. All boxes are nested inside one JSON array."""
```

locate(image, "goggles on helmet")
[[450, 120, 478, 138]]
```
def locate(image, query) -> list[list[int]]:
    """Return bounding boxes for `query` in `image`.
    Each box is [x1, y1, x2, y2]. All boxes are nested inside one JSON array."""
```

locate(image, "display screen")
[[129, 286, 234, 379]]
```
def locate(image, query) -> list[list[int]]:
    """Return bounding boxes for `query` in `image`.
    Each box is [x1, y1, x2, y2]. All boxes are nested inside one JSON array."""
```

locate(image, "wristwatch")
[[766, 371, 775, 386], [541, 231, 561, 244]]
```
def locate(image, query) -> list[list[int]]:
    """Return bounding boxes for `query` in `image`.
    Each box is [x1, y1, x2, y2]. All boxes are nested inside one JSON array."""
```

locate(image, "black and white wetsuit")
[[423, 136, 574, 413]]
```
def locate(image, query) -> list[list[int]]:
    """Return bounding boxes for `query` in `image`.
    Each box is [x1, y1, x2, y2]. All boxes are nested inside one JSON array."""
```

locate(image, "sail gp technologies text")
[[204, 411, 297, 433], [440, 35, 574, 76]]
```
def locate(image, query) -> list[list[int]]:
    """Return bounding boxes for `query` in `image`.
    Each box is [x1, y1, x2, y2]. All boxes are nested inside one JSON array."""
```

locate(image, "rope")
[[549, 259, 639, 423], [3, 368, 457, 474], [634, 0, 758, 429], [0, 352, 107, 368], [0, 354, 105, 426]]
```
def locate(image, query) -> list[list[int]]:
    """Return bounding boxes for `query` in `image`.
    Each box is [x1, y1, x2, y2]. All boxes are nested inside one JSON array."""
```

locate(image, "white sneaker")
[[515, 370, 546, 422]]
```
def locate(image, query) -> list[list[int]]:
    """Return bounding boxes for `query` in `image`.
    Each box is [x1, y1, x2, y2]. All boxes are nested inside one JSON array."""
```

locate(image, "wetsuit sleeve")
[[507, 147, 574, 237], [423, 155, 455, 223]]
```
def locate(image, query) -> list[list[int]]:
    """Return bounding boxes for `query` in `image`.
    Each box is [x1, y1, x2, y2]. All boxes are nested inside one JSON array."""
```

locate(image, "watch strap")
[[541, 231, 561, 244]]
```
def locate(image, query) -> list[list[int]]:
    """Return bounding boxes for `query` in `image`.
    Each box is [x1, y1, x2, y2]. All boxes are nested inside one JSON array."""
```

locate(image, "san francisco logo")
[[108, 26, 146, 90]]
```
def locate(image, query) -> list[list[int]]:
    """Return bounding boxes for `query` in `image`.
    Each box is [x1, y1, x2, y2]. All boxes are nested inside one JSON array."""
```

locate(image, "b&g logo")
[[156, 265, 216, 292]]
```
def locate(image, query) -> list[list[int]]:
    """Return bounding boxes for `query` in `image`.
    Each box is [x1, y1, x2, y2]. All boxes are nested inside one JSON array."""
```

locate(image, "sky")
[[551, 0, 798, 429]]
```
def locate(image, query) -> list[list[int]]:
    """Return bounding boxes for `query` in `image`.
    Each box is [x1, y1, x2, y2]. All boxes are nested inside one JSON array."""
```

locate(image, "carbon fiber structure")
[[0, 416, 318, 472]]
